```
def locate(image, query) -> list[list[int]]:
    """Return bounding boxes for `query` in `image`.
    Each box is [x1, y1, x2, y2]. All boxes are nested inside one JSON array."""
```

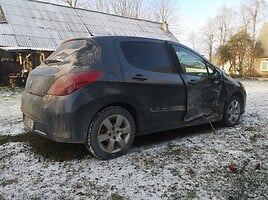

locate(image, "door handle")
[[189, 80, 197, 85], [132, 74, 148, 81]]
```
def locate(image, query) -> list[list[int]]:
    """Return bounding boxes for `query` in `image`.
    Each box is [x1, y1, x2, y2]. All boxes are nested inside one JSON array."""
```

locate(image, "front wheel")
[[222, 96, 242, 126], [86, 106, 136, 160]]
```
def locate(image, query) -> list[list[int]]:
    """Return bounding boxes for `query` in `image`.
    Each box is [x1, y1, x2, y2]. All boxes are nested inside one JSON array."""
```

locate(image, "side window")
[[121, 42, 173, 73], [173, 45, 208, 77]]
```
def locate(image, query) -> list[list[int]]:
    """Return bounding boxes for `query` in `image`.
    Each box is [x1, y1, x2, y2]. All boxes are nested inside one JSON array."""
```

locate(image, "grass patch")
[[225, 170, 268, 199], [165, 144, 192, 158], [249, 133, 265, 143], [0, 86, 24, 93], [0, 134, 31, 145], [111, 193, 124, 200], [0, 178, 18, 187], [167, 148, 192, 158], [0, 133, 89, 161], [186, 190, 197, 199]]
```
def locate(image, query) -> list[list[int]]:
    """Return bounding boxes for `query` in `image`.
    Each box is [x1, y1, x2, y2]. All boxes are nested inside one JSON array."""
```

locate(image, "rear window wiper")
[[44, 59, 62, 65]]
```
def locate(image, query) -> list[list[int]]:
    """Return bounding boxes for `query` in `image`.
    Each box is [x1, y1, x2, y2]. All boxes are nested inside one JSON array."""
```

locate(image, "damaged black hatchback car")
[[21, 36, 246, 159]]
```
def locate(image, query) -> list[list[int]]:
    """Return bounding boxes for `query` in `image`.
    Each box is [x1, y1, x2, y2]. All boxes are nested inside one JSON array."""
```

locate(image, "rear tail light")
[[47, 71, 103, 96]]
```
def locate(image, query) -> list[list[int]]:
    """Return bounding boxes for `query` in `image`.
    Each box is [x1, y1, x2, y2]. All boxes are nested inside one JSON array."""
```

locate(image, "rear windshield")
[[45, 39, 101, 66]]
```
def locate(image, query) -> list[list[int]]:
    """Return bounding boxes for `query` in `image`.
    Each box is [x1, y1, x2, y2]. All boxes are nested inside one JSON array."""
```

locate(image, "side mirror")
[[209, 68, 222, 84]]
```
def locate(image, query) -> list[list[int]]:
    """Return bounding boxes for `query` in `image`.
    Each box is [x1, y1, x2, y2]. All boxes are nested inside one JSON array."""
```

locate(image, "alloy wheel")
[[97, 114, 131, 153], [227, 99, 241, 124]]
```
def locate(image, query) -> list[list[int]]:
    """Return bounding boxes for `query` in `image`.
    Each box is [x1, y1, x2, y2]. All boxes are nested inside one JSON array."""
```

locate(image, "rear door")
[[115, 38, 186, 131], [171, 44, 224, 122]]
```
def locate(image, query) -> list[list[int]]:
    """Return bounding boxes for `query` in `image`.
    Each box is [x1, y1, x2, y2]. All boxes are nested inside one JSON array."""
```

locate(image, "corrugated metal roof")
[[0, 0, 177, 51]]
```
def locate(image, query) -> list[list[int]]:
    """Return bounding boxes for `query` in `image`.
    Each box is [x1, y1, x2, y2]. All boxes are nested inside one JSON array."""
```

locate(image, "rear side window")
[[121, 42, 172, 73]]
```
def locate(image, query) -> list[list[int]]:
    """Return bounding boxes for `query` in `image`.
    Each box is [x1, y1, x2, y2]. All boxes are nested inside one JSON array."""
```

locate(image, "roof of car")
[[94, 35, 172, 42], [65, 35, 180, 45]]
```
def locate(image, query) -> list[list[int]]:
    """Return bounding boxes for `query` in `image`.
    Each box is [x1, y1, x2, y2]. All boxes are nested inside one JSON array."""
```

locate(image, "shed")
[[0, 0, 177, 86]]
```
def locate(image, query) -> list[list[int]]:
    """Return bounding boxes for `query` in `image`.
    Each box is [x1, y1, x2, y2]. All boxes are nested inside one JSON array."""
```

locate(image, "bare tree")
[[246, 0, 266, 42], [152, 0, 178, 23], [215, 5, 234, 46], [240, 4, 251, 33], [236, 0, 267, 74], [203, 17, 216, 62], [187, 31, 198, 50], [81, 0, 111, 13], [110, 0, 144, 18], [63, 0, 79, 7], [94, 0, 111, 13], [239, 0, 267, 42]]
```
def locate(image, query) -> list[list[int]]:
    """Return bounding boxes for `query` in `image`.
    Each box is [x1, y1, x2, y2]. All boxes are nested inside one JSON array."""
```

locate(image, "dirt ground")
[[0, 80, 267, 199]]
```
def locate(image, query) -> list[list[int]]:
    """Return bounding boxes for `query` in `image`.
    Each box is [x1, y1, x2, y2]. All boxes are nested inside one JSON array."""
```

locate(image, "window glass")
[[48, 39, 87, 61], [121, 42, 172, 73], [173, 45, 208, 77], [260, 61, 268, 71], [45, 39, 101, 66], [206, 62, 215, 75]]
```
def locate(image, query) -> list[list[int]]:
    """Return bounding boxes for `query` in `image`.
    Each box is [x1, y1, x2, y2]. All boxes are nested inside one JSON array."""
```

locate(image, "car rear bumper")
[[23, 112, 80, 143], [21, 90, 99, 143]]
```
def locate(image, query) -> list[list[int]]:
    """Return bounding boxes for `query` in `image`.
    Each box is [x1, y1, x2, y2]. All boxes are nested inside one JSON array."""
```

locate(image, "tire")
[[86, 106, 136, 160], [222, 96, 242, 126]]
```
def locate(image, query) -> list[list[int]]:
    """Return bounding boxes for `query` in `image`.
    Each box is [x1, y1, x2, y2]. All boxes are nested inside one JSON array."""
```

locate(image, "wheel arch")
[[103, 102, 140, 132]]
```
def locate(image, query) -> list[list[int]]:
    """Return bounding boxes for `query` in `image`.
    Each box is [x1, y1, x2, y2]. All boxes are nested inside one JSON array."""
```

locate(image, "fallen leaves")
[[228, 163, 238, 173]]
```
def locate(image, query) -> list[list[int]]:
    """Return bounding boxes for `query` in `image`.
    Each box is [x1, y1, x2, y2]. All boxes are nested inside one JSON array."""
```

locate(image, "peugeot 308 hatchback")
[[21, 36, 246, 159]]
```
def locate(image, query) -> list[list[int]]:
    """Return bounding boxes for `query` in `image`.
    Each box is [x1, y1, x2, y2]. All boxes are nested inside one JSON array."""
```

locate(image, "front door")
[[172, 45, 224, 122]]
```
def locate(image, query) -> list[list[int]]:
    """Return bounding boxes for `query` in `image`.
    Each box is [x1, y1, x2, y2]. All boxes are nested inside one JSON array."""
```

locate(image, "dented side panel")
[[182, 74, 224, 122]]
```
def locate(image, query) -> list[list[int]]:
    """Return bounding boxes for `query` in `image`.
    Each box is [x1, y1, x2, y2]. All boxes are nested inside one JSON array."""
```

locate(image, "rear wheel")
[[222, 96, 242, 126], [86, 106, 135, 160]]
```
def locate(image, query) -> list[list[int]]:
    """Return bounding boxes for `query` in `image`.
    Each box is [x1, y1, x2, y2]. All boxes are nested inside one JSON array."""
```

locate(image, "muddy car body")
[[21, 36, 246, 159]]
